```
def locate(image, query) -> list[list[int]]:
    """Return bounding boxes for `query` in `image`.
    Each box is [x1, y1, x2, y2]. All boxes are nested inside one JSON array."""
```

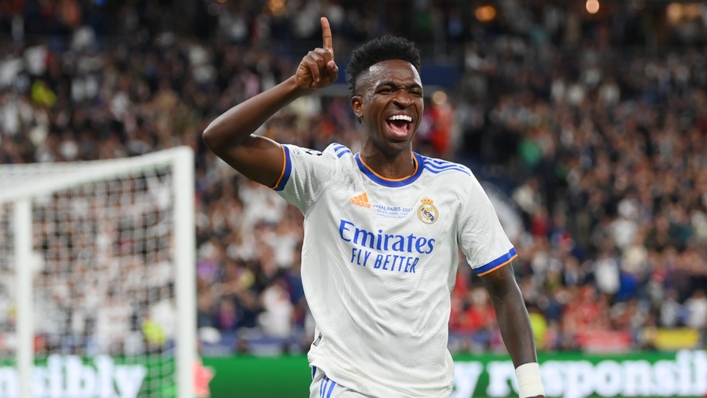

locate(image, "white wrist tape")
[[515, 362, 545, 398]]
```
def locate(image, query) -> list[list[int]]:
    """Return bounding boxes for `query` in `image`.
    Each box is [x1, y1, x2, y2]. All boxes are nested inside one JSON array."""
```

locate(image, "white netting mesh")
[[0, 203, 14, 356], [0, 162, 181, 397]]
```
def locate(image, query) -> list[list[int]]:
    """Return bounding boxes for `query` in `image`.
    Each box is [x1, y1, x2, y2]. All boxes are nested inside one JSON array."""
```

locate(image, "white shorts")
[[309, 366, 370, 398]]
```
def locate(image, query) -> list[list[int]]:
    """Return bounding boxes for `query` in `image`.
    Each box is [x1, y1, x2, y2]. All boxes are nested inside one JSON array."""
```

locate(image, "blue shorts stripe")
[[326, 379, 337, 398], [320, 377, 328, 398]]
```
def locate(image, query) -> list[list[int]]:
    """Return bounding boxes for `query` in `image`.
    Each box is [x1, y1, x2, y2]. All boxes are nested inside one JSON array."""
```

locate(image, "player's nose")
[[392, 91, 414, 108]]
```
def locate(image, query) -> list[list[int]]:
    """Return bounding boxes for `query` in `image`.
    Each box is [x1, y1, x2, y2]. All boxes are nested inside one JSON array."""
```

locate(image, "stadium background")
[[0, 0, 706, 397]]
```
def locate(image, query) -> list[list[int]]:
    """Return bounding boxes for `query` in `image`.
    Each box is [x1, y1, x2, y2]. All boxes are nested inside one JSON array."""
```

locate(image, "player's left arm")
[[481, 263, 545, 398], [457, 172, 544, 397]]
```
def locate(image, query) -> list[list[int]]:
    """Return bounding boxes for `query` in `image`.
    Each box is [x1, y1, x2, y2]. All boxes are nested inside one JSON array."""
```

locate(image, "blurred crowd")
[[0, 0, 706, 356]]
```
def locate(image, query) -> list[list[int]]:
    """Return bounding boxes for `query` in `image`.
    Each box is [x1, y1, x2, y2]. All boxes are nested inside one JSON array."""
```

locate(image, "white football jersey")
[[273, 143, 516, 397]]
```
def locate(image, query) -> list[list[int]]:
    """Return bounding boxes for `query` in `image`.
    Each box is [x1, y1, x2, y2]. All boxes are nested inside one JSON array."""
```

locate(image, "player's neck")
[[359, 144, 416, 180]]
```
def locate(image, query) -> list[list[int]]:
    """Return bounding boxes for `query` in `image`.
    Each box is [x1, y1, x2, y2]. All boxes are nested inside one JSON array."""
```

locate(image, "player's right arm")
[[202, 17, 338, 187]]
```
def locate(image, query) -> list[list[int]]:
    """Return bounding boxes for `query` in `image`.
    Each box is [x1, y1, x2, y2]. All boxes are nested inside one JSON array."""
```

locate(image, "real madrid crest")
[[417, 197, 439, 224]]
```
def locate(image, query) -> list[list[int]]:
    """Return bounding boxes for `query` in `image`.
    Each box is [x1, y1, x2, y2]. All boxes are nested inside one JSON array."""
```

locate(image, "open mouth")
[[385, 114, 413, 139]]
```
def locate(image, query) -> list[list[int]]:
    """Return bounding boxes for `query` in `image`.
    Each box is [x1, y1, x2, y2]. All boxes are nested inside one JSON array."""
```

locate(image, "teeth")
[[388, 115, 412, 122]]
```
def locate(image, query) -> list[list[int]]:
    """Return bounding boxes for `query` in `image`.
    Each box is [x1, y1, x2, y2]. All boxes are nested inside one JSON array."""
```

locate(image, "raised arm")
[[481, 263, 544, 398], [202, 17, 339, 187]]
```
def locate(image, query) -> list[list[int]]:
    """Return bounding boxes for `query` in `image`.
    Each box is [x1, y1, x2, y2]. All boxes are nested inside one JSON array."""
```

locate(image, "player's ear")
[[351, 95, 363, 120]]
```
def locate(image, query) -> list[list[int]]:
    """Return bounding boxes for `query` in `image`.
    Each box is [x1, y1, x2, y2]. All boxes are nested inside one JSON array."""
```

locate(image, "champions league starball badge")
[[417, 197, 438, 224]]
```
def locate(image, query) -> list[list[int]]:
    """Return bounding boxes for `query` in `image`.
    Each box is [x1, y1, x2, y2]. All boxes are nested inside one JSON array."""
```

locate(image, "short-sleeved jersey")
[[273, 143, 516, 397]]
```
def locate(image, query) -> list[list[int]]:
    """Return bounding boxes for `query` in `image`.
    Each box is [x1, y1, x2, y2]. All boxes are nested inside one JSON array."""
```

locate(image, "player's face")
[[352, 60, 423, 155]]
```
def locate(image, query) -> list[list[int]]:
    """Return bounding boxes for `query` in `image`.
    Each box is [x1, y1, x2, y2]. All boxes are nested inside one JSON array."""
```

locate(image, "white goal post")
[[0, 146, 195, 398]]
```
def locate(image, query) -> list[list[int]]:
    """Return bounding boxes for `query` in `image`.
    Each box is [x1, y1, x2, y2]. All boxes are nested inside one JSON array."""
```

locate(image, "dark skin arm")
[[202, 17, 338, 186], [481, 262, 544, 398]]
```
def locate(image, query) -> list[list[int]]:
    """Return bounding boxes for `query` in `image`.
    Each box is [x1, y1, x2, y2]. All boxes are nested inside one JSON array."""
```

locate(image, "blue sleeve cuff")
[[272, 145, 292, 192], [475, 247, 518, 276]]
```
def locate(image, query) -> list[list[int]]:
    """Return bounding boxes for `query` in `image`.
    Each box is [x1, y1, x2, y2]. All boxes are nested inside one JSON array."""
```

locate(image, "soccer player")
[[203, 17, 545, 398]]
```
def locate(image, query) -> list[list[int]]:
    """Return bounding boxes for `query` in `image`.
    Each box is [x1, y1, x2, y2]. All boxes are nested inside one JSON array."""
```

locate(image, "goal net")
[[0, 147, 195, 398]]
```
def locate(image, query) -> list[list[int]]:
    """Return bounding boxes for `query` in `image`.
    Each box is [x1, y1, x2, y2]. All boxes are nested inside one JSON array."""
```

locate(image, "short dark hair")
[[346, 36, 421, 96]]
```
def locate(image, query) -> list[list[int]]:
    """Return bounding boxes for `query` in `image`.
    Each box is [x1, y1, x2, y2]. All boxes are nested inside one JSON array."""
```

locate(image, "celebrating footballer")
[[204, 17, 545, 398]]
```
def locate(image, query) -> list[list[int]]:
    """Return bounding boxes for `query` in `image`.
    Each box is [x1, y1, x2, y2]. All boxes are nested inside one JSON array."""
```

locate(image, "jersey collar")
[[354, 152, 425, 187]]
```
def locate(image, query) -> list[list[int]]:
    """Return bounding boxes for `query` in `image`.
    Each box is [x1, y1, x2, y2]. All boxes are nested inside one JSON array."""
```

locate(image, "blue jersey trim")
[[274, 146, 292, 191], [426, 158, 457, 165], [355, 152, 425, 187], [422, 157, 471, 176], [475, 247, 518, 276], [424, 162, 464, 170], [333, 143, 352, 158], [423, 166, 471, 176]]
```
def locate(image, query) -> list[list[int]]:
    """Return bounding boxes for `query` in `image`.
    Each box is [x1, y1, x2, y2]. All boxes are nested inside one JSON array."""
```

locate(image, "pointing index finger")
[[321, 17, 333, 55]]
